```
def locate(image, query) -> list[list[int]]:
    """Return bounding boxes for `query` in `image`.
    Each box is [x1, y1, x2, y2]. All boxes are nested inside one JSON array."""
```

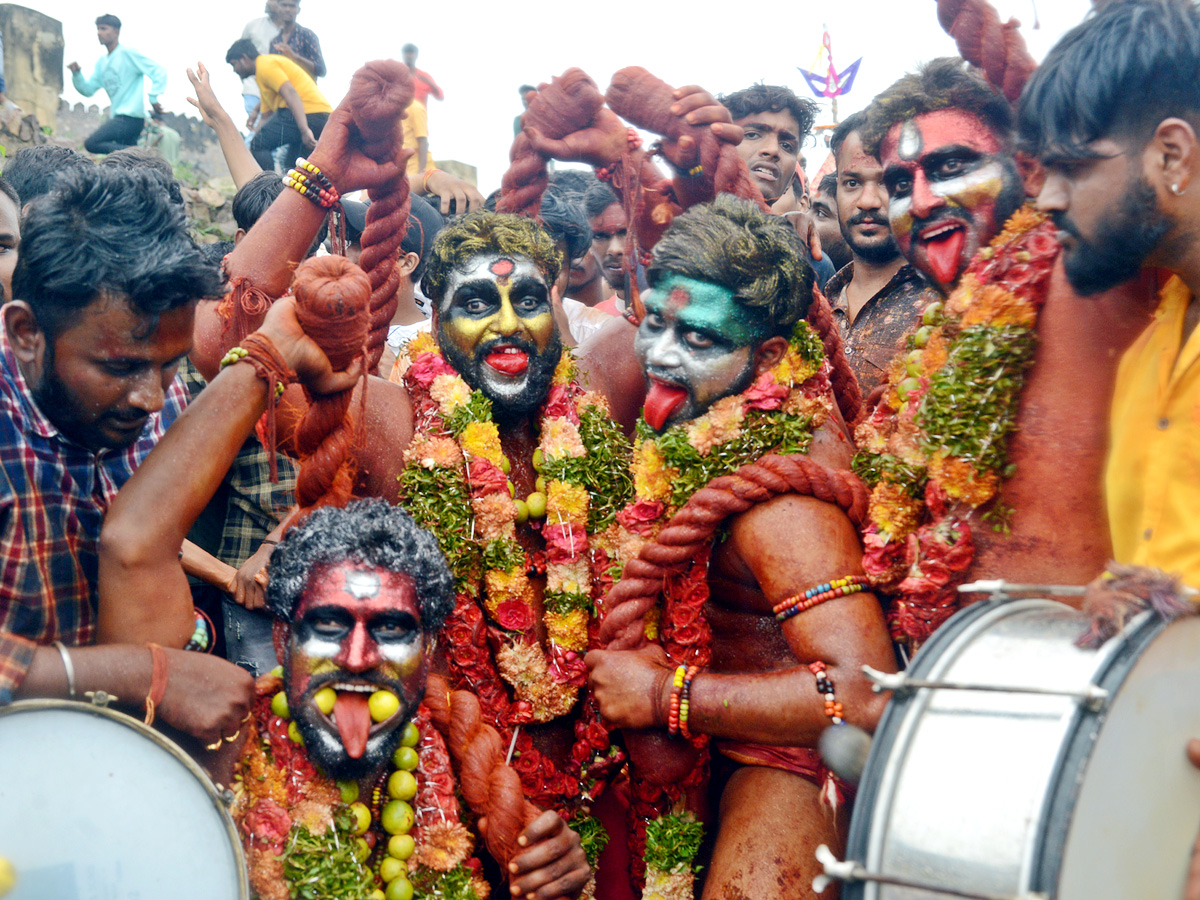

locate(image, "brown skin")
[[587, 344, 897, 898], [1185, 740, 1200, 900]]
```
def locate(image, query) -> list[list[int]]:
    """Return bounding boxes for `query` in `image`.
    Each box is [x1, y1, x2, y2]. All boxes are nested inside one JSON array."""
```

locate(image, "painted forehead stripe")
[[344, 570, 381, 600], [898, 120, 923, 161]]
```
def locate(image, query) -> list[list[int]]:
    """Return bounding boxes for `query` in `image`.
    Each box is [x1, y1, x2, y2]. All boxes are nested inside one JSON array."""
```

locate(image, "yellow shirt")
[[1107, 275, 1200, 586], [403, 100, 433, 175], [255, 54, 331, 114]]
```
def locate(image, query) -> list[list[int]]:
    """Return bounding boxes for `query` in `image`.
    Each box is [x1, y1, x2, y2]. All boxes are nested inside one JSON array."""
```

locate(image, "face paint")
[[436, 254, 563, 419], [285, 562, 425, 780], [880, 109, 1025, 290], [634, 273, 764, 432]]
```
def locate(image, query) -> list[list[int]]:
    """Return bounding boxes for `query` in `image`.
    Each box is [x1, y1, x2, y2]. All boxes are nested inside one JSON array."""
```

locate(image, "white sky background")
[[39, 0, 1093, 190]]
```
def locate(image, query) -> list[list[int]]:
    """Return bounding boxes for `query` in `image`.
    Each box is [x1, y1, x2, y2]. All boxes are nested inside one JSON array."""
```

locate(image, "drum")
[[829, 597, 1200, 900], [0, 700, 248, 899]]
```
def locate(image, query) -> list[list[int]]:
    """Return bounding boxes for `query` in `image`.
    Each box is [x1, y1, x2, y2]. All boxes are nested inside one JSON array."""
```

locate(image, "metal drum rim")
[[1028, 609, 1163, 894], [0, 698, 250, 900], [841, 596, 1071, 900]]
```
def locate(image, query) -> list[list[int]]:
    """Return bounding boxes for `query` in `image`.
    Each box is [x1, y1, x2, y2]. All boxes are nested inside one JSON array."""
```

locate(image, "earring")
[[1171, 183, 1186, 196]]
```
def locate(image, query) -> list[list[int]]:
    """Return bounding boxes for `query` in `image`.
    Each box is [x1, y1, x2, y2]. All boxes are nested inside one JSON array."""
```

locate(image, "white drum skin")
[[0, 700, 248, 899], [842, 598, 1200, 900]]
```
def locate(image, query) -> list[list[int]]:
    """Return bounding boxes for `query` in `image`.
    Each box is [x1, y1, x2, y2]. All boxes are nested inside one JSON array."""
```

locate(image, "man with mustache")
[[588, 196, 897, 899], [862, 58, 1027, 295], [1017, 0, 1200, 587], [823, 112, 941, 397]]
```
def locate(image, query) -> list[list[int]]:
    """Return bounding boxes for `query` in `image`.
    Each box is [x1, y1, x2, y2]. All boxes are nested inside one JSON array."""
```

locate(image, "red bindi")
[[667, 286, 690, 311], [489, 258, 516, 278]]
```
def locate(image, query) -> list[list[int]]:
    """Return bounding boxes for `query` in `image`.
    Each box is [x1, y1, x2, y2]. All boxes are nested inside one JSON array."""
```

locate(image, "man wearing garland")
[[587, 196, 897, 899], [394, 210, 637, 896], [850, 56, 1160, 650]]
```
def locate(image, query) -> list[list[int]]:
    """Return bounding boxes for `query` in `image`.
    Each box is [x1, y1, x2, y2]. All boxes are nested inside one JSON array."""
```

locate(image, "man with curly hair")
[[588, 196, 896, 899]]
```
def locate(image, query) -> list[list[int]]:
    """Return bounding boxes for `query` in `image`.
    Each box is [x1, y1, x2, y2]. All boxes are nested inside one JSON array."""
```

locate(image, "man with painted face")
[[823, 111, 941, 397], [588, 196, 897, 899], [1018, 0, 1200, 587], [862, 58, 1027, 294]]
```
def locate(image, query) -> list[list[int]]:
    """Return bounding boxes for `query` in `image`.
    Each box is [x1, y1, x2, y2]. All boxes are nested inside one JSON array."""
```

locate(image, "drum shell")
[[0, 700, 248, 899], [843, 598, 1200, 900]]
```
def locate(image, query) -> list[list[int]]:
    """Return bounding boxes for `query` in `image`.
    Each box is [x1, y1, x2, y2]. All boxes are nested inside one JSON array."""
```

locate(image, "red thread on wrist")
[[144, 642, 169, 726]]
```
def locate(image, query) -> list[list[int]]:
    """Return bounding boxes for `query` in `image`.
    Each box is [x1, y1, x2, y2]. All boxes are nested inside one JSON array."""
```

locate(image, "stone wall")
[[0, 4, 63, 129]]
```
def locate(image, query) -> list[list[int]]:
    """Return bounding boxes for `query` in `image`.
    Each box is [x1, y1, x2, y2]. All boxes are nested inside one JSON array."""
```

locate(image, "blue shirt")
[[72, 44, 167, 120]]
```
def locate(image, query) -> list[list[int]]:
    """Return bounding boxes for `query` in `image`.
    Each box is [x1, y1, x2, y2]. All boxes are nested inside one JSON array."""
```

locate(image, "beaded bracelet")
[[679, 665, 700, 739], [220, 346, 249, 369], [295, 156, 335, 192], [667, 664, 686, 736], [774, 575, 870, 623], [809, 661, 843, 725], [284, 168, 340, 208]]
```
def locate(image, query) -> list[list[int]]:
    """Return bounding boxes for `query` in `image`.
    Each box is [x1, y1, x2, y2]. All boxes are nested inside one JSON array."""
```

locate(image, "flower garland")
[[852, 206, 1060, 649], [232, 672, 489, 900], [612, 320, 832, 898], [395, 332, 631, 821]]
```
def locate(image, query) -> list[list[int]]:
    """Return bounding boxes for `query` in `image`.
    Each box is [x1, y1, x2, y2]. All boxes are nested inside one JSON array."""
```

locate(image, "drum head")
[[1047, 615, 1200, 900], [0, 701, 248, 899]]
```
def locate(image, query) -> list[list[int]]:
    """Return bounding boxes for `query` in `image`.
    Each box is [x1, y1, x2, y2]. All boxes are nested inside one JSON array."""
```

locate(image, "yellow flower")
[[633, 439, 674, 503], [407, 331, 438, 357], [771, 347, 818, 388], [484, 569, 531, 614], [992, 205, 1046, 248], [541, 418, 586, 460], [460, 421, 504, 466], [921, 328, 950, 375], [947, 273, 978, 318], [547, 481, 588, 524], [546, 608, 589, 651], [403, 436, 463, 470], [429, 373, 473, 417], [928, 452, 999, 508], [552, 352, 576, 386], [868, 482, 923, 540], [643, 607, 661, 641]]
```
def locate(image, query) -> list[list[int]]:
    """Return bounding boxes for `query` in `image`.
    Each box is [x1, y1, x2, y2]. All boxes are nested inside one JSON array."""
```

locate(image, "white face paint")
[[436, 253, 560, 415]]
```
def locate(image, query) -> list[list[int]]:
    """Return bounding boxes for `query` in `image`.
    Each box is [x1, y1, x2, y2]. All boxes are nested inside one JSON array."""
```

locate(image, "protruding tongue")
[[485, 350, 529, 375], [924, 227, 966, 288], [643, 381, 688, 431], [333, 692, 371, 759]]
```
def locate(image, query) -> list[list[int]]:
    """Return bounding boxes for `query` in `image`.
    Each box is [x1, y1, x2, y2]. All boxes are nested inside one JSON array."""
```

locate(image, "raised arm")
[[187, 62, 261, 188]]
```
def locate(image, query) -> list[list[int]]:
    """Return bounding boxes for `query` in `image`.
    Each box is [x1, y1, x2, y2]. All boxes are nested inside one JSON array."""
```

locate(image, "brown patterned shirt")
[[828, 262, 942, 398]]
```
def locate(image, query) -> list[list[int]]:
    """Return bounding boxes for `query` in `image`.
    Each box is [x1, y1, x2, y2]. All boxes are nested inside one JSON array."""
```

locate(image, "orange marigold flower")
[[960, 283, 1037, 329], [414, 819, 474, 871], [929, 453, 999, 507], [578, 391, 611, 415], [429, 373, 472, 417], [408, 331, 438, 356], [868, 482, 923, 540], [542, 417, 586, 460], [686, 395, 744, 456], [921, 329, 950, 375], [404, 436, 463, 470], [474, 492, 518, 541]]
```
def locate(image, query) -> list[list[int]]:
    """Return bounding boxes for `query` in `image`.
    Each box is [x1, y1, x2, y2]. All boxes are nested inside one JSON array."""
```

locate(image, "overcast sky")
[[40, 0, 1094, 189]]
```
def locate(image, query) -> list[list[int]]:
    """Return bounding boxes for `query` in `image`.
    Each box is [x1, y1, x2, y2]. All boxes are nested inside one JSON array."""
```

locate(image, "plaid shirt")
[[179, 359, 296, 569], [271, 24, 326, 79], [0, 330, 187, 702]]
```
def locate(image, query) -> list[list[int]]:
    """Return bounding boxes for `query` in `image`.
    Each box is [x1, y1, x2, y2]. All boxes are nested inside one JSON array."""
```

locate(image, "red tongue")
[[643, 381, 688, 431], [924, 227, 967, 288], [485, 350, 529, 375], [333, 692, 371, 759]]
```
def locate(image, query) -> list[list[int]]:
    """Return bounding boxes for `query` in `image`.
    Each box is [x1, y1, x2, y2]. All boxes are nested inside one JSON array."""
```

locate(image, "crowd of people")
[[2, 0, 1200, 899]]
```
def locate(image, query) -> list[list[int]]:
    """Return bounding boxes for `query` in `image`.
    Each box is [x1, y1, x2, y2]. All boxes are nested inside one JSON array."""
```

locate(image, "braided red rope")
[[424, 674, 540, 871], [290, 255, 371, 516], [806, 284, 864, 425], [345, 60, 415, 374], [600, 452, 870, 648], [937, 0, 1038, 103]]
